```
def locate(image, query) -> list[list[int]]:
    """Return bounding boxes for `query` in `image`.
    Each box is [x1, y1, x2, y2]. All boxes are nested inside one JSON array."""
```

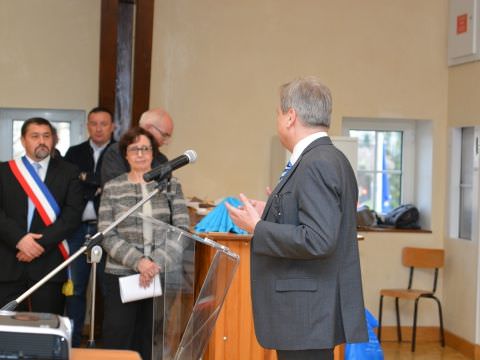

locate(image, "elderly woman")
[[99, 127, 189, 360]]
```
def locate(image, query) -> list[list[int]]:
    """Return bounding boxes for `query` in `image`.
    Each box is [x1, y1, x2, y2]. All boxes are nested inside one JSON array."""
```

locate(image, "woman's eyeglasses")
[[127, 146, 153, 154]]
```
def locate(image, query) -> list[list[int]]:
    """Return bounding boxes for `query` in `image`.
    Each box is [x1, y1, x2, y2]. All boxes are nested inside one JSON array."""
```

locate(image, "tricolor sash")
[[8, 156, 70, 260]]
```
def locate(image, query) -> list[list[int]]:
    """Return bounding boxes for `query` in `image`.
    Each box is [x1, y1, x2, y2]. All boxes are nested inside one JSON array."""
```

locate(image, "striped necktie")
[[27, 162, 42, 230], [279, 161, 292, 181]]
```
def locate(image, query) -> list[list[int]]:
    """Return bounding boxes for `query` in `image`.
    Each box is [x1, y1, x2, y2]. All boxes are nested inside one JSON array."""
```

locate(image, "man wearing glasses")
[[101, 108, 173, 185]]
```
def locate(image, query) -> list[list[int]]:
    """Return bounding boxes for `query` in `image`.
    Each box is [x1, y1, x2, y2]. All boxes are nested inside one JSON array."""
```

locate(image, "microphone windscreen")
[[185, 150, 197, 163]]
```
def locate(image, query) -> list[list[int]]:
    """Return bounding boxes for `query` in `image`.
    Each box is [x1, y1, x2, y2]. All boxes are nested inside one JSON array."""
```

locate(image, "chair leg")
[[412, 298, 420, 352], [432, 297, 445, 347], [395, 297, 402, 342], [378, 295, 384, 342]]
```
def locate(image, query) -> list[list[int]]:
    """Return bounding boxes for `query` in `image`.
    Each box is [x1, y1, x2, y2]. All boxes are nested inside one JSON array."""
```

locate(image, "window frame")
[[448, 126, 480, 241], [343, 118, 416, 212]]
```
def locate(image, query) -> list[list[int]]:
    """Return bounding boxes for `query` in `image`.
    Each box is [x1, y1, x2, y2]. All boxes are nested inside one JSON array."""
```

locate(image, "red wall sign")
[[457, 14, 468, 34]]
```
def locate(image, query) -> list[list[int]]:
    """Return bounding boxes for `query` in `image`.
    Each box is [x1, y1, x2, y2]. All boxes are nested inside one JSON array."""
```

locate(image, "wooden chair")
[[377, 247, 445, 352]]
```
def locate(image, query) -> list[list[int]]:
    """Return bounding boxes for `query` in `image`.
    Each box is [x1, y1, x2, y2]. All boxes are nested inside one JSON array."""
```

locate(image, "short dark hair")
[[119, 126, 159, 159], [21, 117, 54, 137], [88, 106, 114, 121]]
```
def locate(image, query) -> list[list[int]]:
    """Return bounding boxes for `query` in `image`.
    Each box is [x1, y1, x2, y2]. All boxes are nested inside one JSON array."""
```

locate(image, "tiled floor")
[[382, 342, 470, 359]]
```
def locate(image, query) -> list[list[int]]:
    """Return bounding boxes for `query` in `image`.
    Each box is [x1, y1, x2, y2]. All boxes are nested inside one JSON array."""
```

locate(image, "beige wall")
[[447, 63, 480, 342], [449, 62, 480, 126], [151, 0, 448, 200], [151, 0, 450, 331], [444, 238, 478, 343], [0, 0, 100, 110]]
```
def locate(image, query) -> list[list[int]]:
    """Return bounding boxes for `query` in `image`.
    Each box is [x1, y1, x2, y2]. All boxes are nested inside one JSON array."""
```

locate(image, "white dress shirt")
[[289, 131, 328, 165]]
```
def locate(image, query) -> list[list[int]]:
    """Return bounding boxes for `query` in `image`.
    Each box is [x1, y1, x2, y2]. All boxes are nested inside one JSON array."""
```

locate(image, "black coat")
[[64, 139, 115, 213], [0, 157, 84, 282]]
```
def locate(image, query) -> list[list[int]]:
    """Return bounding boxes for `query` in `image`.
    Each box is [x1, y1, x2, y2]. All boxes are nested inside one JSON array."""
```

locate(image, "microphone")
[[143, 150, 197, 182]]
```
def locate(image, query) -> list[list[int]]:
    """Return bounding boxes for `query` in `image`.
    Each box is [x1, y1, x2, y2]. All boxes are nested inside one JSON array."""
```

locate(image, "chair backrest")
[[402, 247, 444, 292], [402, 247, 444, 268]]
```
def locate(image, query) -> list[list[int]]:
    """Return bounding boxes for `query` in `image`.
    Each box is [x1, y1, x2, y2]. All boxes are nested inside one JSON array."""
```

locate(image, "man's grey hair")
[[138, 108, 165, 126], [280, 77, 332, 128]]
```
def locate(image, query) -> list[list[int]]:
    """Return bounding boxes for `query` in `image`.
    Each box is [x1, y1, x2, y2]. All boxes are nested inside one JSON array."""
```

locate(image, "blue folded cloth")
[[194, 197, 248, 234]]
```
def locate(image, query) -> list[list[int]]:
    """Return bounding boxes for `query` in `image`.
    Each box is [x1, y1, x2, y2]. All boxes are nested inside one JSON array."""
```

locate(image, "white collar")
[[25, 154, 50, 170], [289, 131, 328, 165], [89, 139, 109, 152]]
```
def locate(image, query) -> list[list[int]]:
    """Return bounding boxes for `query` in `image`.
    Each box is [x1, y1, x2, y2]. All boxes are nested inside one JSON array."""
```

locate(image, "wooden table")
[[72, 348, 141, 360]]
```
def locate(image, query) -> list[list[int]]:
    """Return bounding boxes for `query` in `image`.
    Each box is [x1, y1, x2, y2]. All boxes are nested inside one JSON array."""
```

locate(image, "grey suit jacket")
[[251, 136, 368, 350]]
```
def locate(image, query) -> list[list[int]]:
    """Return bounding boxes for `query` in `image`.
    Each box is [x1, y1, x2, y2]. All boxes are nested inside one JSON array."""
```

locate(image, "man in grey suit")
[[226, 77, 368, 360]]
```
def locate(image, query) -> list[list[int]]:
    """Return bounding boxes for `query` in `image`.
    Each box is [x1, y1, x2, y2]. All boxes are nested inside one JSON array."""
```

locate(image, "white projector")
[[0, 311, 71, 359]]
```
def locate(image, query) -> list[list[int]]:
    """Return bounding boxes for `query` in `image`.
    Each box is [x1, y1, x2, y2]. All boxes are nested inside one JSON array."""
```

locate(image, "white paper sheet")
[[118, 273, 162, 303]]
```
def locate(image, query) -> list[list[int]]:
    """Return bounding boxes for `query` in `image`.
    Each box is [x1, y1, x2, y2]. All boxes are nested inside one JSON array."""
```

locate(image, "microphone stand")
[[85, 244, 102, 348], [1, 179, 168, 312]]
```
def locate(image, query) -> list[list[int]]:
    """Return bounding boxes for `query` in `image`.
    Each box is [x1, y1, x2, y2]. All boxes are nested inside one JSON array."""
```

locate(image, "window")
[[449, 126, 475, 240], [343, 118, 416, 215], [349, 130, 403, 213], [459, 128, 474, 239]]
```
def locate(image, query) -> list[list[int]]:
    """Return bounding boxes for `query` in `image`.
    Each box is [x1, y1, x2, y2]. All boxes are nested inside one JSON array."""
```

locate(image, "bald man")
[[100, 108, 173, 185]]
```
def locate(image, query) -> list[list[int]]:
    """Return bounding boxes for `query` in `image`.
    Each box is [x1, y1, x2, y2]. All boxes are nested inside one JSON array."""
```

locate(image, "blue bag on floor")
[[345, 309, 384, 360]]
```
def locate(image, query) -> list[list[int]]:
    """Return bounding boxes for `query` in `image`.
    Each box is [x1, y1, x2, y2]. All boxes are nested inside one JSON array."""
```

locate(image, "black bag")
[[383, 204, 419, 229]]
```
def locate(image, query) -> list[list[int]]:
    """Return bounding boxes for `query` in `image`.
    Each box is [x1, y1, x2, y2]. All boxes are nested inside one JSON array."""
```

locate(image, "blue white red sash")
[[8, 156, 70, 260]]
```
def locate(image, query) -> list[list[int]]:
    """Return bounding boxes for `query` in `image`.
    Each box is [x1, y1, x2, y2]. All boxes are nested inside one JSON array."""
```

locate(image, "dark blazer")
[[0, 157, 84, 283], [64, 139, 115, 213], [252, 136, 368, 350]]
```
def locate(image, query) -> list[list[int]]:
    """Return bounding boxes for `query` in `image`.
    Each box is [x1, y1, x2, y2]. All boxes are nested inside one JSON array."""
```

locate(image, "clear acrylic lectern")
[[137, 214, 239, 360]]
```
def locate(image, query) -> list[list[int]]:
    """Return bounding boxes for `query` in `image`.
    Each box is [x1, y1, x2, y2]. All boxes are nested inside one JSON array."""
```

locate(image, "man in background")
[[226, 77, 367, 360], [64, 106, 115, 347], [0, 117, 83, 314], [101, 107, 173, 185]]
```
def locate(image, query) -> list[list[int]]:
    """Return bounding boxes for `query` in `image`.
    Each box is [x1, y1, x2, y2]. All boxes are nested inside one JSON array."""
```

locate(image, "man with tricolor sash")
[[0, 117, 83, 315]]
